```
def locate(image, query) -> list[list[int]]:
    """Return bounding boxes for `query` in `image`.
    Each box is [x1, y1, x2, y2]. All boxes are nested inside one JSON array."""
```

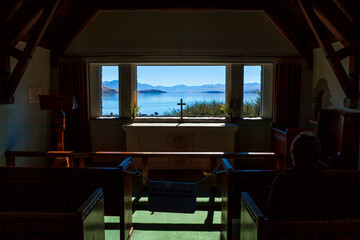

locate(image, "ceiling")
[[0, 0, 359, 105], [2, 0, 358, 63]]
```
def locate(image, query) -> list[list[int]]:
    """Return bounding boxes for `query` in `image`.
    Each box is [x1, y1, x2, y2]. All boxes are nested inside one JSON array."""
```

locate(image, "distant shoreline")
[[138, 89, 166, 93]]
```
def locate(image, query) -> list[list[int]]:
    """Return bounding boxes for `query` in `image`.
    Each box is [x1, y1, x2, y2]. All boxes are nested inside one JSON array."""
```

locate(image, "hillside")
[[103, 80, 260, 93], [138, 89, 166, 93], [102, 85, 118, 94]]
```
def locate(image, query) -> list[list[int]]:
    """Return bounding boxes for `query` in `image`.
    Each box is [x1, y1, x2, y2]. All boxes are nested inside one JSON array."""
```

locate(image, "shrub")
[[163, 100, 224, 116], [243, 92, 261, 117]]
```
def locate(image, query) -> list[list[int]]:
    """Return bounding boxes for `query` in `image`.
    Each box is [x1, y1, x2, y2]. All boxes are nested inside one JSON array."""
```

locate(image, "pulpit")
[[39, 95, 77, 167]]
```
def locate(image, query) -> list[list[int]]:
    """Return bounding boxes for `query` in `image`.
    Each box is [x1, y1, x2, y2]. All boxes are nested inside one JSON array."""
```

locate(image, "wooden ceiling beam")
[[2, 3, 45, 48], [49, 3, 97, 67], [0, 0, 61, 104], [312, 1, 353, 47], [5, 0, 27, 21], [297, 0, 359, 108], [332, 0, 354, 22], [2, 47, 23, 60], [331, 46, 351, 61], [264, 0, 314, 67]]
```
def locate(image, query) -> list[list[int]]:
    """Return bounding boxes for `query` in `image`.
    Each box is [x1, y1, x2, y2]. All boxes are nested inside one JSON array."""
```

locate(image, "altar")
[[122, 123, 238, 169]]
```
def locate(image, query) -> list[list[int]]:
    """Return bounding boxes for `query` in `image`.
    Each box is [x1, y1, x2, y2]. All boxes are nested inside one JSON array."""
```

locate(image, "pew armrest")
[[240, 192, 265, 240], [221, 158, 234, 172], [118, 157, 135, 171], [241, 192, 264, 225], [76, 188, 104, 220]]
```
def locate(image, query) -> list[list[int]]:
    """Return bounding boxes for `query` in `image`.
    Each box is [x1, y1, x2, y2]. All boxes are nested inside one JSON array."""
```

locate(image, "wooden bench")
[[271, 127, 304, 169], [5, 150, 279, 189], [220, 168, 360, 240], [0, 165, 132, 240], [0, 188, 104, 240], [241, 192, 360, 240]]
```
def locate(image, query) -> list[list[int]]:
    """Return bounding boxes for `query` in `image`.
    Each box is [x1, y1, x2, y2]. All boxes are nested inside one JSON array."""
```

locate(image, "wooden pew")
[[271, 127, 304, 169], [241, 192, 360, 240], [5, 150, 279, 189], [220, 169, 279, 240], [0, 165, 132, 240], [0, 188, 104, 240], [317, 109, 360, 169], [220, 168, 360, 240]]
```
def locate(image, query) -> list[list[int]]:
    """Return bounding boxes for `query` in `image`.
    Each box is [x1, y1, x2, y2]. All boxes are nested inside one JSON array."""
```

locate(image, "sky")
[[101, 65, 261, 85]]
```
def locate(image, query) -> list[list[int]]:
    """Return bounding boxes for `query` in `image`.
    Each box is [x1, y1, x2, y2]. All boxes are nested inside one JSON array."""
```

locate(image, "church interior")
[[1, 0, 360, 239]]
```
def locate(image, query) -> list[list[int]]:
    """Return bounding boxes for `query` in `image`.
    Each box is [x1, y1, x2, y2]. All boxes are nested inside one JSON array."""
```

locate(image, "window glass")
[[243, 65, 262, 117], [101, 66, 119, 116], [136, 65, 226, 117]]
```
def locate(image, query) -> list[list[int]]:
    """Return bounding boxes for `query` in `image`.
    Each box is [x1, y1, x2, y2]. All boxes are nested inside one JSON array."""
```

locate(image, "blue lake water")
[[102, 92, 259, 116]]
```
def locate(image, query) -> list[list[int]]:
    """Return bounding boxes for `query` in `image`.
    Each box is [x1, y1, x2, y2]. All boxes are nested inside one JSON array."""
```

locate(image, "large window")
[[90, 62, 273, 120], [136, 65, 226, 117]]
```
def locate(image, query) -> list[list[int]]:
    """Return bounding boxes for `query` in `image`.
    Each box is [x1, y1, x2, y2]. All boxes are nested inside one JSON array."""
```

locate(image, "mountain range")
[[102, 80, 260, 93]]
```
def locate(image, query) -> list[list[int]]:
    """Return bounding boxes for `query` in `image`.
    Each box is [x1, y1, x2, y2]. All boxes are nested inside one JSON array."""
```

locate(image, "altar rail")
[[5, 151, 278, 188]]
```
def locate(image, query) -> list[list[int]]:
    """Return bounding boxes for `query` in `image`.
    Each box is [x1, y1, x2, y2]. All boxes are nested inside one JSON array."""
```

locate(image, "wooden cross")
[[177, 99, 186, 120]]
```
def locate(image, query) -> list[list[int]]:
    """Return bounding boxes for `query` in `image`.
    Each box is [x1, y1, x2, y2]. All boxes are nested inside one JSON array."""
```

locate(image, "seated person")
[[266, 131, 335, 220]]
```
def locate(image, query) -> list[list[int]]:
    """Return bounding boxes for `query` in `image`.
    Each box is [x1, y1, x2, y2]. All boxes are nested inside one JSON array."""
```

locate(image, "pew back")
[[0, 166, 132, 240], [220, 170, 279, 240], [0, 188, 105, 240], [241, 192, 360, 240], [221, 169, 360, 240]]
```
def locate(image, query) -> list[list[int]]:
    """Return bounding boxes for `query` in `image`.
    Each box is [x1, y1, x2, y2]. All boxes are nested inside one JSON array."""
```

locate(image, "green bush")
[[163, 100, 224, 116], [243, 93, 261, 117], [162, 95, 261, 117]]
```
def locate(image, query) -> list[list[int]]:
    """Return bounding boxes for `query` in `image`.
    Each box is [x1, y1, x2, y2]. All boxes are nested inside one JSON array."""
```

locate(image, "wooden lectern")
[[39, 95, 77, 167]]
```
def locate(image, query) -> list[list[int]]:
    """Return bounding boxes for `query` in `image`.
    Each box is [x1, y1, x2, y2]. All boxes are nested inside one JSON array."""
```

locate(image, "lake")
[[102, 92, 259, 116]]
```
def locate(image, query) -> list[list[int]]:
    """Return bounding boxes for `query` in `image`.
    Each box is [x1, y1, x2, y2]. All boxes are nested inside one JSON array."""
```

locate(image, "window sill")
[[94, 116, 121, 120], [135, 116, 227, 123], [93, 116, 271, 122]]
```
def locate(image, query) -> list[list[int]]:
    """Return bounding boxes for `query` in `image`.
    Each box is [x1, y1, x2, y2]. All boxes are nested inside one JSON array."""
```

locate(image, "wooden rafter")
[[297, 0, 359, 109], [332, 0, 354, 22], [0, 0, 61, 104], [5, 0, 27, 21], [48, 2, 97, 67], [2, 2, 45, 48], [312, 1, 352, 47], [265, 0, 315, 67]]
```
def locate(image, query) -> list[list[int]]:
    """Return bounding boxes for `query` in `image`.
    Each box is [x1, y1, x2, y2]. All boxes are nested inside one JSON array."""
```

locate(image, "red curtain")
[[59, 63, 91, 151], [273, 63, 302, 128]]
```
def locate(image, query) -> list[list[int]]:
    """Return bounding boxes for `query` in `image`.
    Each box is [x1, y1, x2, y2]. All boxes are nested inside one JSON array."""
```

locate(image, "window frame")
[[89, 61, 273, 121]]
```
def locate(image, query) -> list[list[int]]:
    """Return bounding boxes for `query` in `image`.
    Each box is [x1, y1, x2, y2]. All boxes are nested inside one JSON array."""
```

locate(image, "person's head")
[[290, 131, 321, 166]]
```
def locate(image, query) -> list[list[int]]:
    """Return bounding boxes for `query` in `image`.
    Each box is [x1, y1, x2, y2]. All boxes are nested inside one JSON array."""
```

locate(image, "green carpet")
[[105, 197, 222, 240], [132, 230, 220, 240]]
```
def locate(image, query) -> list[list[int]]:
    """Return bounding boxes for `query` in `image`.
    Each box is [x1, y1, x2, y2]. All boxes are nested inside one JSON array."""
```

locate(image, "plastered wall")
[[0, 43, 51, 166]]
